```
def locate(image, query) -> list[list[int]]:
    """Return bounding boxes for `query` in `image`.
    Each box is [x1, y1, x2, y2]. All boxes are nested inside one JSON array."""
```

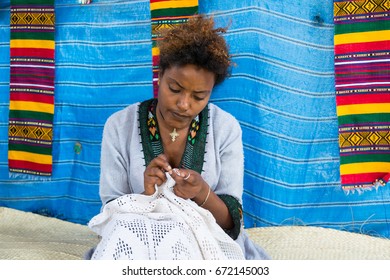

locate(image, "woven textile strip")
[[334, 0, 390, 193], [151, 0, 198, 97], [8, 0, 55, 177]]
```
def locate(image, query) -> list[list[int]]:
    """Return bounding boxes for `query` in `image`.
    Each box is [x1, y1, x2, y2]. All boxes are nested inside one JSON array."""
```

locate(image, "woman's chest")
[[162, 138, 187, 168]]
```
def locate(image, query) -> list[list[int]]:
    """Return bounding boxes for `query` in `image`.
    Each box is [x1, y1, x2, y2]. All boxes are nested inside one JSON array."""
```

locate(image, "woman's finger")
[[183, 172, 191, 181], [173, 185, 186, 198], [150, 154, 172, 174], [171, 168, 192, 182], [148, 166, 167, 182]]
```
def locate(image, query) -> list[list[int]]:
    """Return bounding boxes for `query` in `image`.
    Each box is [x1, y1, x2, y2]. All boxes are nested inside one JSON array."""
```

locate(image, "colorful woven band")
[[150, 0, 198, 97], [334, 0, 390, 193], [8, 0, 55, 177]]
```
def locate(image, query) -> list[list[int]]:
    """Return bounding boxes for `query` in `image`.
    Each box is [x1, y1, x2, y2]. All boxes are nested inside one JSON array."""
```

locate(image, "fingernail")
[[173, 168, 181, 176]]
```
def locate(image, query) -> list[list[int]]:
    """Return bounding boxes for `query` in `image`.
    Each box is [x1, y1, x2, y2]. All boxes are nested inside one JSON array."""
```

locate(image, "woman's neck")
[[155, 104, 189, 141]]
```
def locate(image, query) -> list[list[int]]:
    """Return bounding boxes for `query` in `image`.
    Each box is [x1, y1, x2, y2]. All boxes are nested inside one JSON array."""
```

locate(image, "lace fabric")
[[88, 174, 245, 260]]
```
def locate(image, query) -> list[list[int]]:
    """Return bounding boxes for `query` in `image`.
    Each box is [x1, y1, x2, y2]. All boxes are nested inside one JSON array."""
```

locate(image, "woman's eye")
[[193, 96, 205, 101], [169, 87, 180, 93]]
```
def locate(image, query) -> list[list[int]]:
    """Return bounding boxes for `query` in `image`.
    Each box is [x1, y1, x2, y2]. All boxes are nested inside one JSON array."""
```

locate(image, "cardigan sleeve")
[[210, 104, 244, 204], [218, 194, 243, 240], [209, 104, 245, 239], [99, 106, 135, 206]]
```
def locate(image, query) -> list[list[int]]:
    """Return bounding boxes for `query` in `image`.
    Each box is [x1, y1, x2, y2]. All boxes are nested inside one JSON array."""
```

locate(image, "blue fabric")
[[0, 0, 153, 223], [0, 0, 389, 237]]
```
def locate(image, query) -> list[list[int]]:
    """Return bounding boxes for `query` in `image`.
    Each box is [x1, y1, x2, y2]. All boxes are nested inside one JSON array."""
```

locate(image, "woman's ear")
[[158, 71, 164, 85]]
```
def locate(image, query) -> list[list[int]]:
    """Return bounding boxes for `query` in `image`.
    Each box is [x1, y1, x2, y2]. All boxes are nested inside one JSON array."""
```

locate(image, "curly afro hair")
[[157, 14, 232, 86]]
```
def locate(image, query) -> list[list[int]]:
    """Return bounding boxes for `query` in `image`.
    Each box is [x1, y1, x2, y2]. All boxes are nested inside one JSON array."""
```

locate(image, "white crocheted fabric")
[[88, 175, 245, 260]]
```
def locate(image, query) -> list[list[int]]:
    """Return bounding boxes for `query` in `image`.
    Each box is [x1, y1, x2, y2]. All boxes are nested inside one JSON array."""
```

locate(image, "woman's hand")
[[170, 168, 210, 204], [170, 168, 233, 230], [143, 154, 173, 195]]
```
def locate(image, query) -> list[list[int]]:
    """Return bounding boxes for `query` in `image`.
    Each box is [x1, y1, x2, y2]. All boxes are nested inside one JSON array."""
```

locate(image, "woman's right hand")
[[143, 154, 172, 195]]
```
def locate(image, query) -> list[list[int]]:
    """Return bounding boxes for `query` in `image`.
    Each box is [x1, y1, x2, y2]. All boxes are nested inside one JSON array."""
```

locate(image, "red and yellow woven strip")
[[9, 0, 55, 177], [151, 0, 198, 97], [334, 0, 390, 192]]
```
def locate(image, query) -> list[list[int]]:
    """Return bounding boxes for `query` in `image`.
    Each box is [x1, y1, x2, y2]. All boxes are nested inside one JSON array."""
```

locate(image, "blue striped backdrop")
[[0, 0, 389, 237]]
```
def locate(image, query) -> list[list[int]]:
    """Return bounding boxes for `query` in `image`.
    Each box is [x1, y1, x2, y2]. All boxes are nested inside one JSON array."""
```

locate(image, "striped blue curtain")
[[201, 1, 390, 237], [0, 0, 389, 237]]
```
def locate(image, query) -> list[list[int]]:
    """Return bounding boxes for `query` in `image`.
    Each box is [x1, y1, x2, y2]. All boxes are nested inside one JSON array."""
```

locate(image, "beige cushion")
[[246, 225, 390, 259], [0, 207, 99, 260], [1, 206, 390, 260]]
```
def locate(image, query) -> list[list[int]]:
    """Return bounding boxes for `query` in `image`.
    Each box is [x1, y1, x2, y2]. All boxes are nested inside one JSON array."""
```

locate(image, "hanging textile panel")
[[8, 0, 55, 177], [151, 0, 198, 97], [334, 0, 390, 193]]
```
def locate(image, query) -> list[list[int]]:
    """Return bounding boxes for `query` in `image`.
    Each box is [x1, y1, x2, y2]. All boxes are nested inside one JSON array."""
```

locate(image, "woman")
[[88, 15, 269, 260]]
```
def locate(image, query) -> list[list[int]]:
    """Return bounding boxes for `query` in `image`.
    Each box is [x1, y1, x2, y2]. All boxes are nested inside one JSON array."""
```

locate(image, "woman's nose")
[[177, 94, 190, 111]]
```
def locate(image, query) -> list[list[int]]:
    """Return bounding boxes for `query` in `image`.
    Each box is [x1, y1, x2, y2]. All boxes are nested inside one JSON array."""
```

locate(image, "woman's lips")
[[171, 111, 190, 121]]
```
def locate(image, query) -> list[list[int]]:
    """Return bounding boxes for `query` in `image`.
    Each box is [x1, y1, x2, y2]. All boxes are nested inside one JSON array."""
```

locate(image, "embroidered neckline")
[[139, 98, 208, 173]]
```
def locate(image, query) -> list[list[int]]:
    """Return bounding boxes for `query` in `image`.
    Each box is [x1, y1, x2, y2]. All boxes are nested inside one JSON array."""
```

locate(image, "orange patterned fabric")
[[334, 0, 390, 193], [9, 0, 55, 177]]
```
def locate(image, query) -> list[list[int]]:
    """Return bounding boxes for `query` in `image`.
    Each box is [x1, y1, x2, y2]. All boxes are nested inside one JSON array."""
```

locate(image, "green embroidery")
[[187, 115, 199, 145], [147, 111, 159, 141], [138, 98, 208, 173], [218, 194, 243, 240]]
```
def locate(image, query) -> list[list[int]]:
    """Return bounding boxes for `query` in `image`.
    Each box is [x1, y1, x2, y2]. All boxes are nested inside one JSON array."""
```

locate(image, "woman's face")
[[157, 64, 215, 130]]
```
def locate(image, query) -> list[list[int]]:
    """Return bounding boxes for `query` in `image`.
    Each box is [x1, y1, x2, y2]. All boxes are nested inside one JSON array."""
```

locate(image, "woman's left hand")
[[170, 168, 209, 203], [171, 168, 233, 229]]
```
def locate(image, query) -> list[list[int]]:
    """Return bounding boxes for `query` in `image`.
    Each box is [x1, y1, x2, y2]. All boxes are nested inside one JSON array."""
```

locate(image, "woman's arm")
[[99, 110, 132, 206], [207, 107, 245, 237]]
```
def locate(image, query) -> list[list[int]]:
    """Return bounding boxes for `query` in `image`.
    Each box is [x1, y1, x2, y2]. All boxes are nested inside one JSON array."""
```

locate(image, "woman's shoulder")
[[112, 102, 140, 117], [103, 102, 141, 132], [208, 102, 241, 131]]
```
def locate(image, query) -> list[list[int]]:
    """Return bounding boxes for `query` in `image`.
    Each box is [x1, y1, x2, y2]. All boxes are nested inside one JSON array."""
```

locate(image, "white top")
[[98, 101, 269, 260]]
